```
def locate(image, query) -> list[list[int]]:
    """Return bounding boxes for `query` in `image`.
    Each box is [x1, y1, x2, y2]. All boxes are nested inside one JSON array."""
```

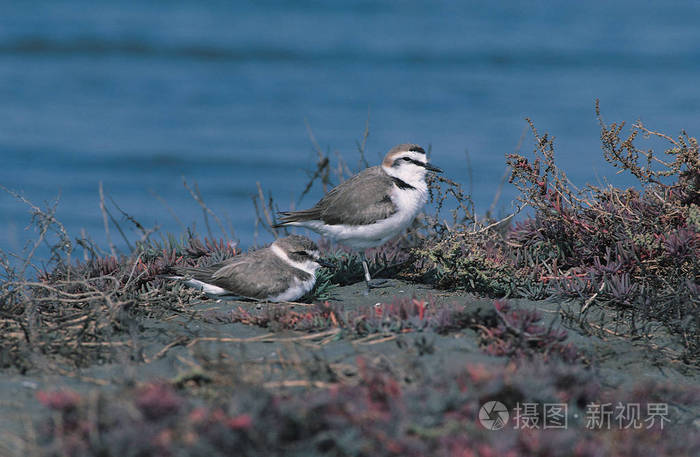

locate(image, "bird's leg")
[[361, 253, 372, 294], [361, 252, 388, 294]]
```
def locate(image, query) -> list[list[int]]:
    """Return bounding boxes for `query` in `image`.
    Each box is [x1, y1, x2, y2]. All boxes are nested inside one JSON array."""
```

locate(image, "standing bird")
[[171, 235, 332, 302], [273, 143, 441, 292]]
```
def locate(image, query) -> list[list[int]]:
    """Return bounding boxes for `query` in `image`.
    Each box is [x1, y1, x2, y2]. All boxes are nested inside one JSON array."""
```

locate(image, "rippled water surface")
[[1, 1, 699, 255]]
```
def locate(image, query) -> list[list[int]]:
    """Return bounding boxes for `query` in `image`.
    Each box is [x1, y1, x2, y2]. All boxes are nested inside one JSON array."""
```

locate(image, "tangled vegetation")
[[417, 102, 699, 361]]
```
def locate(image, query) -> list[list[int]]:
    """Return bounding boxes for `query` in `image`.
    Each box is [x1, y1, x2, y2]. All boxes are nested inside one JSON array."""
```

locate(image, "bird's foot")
[[363, 278, 390, 295]]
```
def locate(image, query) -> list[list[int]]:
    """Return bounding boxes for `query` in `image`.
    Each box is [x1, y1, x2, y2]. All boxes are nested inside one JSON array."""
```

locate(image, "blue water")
[[1, 0, 699, 257]]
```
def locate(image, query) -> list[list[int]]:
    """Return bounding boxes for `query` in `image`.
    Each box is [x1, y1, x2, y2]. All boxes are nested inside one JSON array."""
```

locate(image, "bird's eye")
[[293, 250, 309, 257], [393, 157, 415, 167]]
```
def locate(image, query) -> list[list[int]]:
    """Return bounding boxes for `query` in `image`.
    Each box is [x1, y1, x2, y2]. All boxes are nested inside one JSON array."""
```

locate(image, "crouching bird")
[[170, 235, 332, 302]]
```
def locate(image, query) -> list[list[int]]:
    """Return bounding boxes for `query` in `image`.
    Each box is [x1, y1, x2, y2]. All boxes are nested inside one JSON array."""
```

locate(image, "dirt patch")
[[1, 280, 698, 456]]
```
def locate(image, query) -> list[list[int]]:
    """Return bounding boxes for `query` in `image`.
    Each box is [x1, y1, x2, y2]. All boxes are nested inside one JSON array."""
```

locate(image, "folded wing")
[[275, 167, 397, 226], [175, 250, 296, 299]]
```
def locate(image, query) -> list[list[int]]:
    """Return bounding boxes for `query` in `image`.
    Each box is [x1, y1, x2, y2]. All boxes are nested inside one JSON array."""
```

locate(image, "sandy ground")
[[1, 280, 698, 454]]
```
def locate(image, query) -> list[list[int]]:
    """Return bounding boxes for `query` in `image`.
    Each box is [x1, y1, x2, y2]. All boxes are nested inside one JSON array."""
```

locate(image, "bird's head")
[[381, 143, 442, 186], [273, 235, 333, 272]]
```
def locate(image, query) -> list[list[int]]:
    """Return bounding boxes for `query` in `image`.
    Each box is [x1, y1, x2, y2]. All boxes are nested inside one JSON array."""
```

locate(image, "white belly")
[[292, 187, 427, 249], [184, 276, 315, 302], [267, 276, 316, 302]]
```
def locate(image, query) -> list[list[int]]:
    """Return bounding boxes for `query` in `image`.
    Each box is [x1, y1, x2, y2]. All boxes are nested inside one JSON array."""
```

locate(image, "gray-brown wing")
[[210, 250, 298, 298], [277, 167, 397, 226], [177, 250, 304, 299]]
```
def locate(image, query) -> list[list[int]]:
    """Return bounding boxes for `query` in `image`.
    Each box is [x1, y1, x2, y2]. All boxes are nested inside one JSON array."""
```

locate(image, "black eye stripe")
[[393, 157, 425, 167]]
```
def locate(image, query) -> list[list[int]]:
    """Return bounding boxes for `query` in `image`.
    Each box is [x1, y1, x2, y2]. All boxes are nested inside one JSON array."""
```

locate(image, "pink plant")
[[135, 382, 183, 420]]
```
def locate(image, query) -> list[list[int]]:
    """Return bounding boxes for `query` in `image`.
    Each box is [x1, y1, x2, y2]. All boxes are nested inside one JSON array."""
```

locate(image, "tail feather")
[[272, 209, 322, 228], [160, 267, 238, 296], [168, 266, 219, 283]]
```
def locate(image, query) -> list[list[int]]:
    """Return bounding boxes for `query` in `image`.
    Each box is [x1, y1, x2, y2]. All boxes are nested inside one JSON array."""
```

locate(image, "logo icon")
[[479, 401, 509, 430]]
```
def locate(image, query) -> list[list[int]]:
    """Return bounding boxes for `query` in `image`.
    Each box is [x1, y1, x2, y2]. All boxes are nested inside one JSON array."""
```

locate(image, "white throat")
[[381, 163, 428, 191], [270, 244, 319, 275]]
